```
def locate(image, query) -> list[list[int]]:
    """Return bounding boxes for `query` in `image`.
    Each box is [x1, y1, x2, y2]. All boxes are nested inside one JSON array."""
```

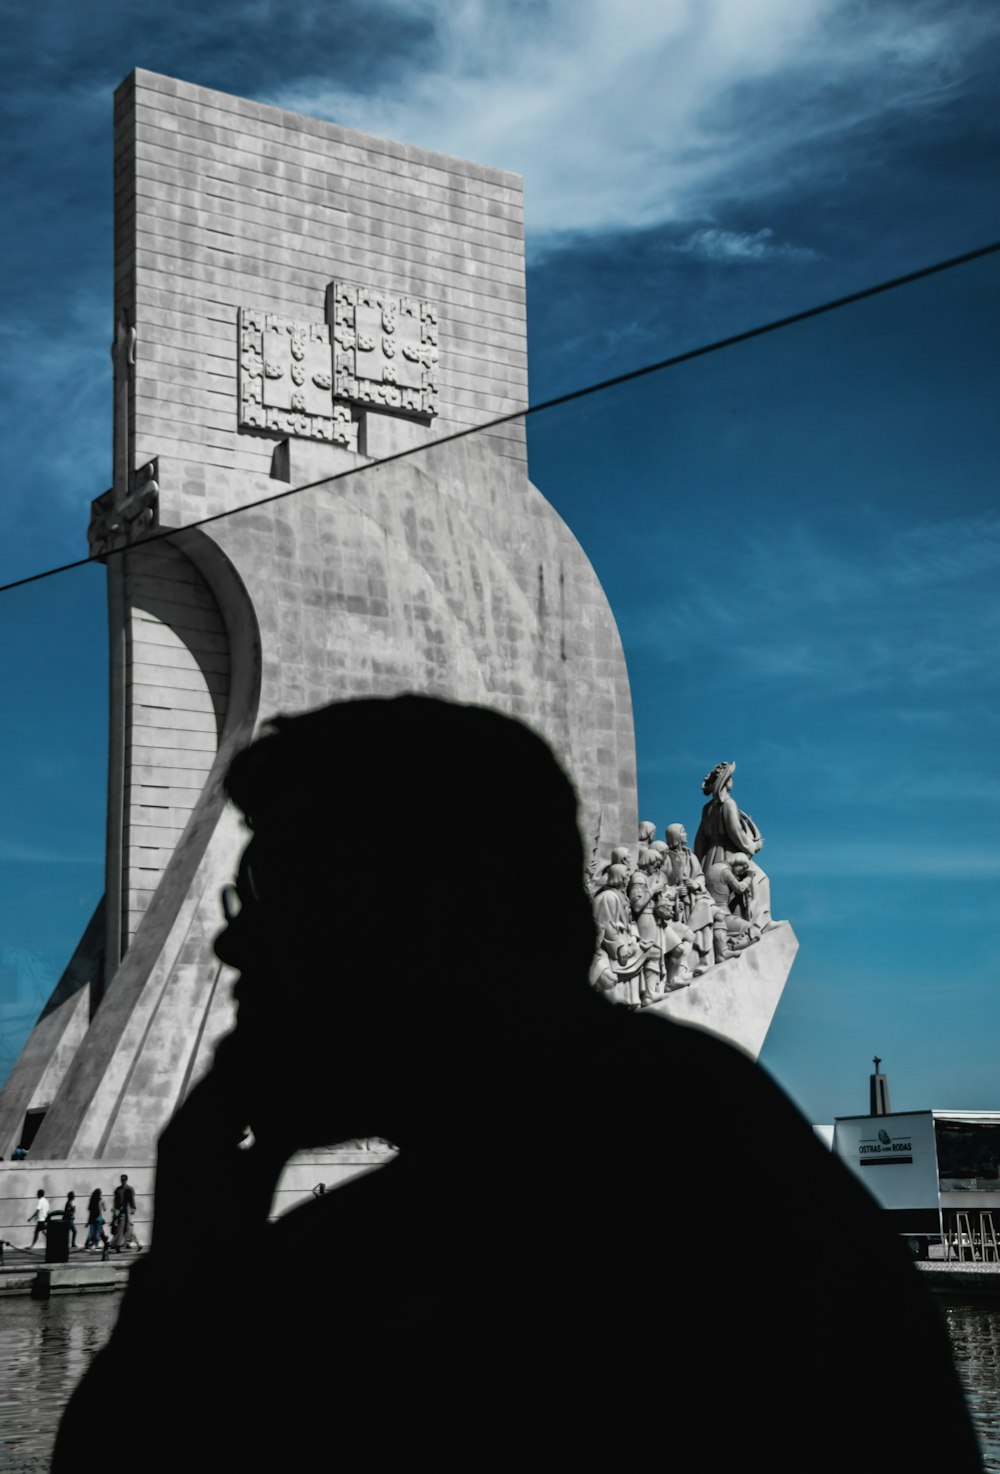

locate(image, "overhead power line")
[[1, 236, 998, 597]]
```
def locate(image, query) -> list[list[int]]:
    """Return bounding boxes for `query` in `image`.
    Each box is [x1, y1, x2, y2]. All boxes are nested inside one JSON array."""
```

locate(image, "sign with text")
[[833, 1113, 939, 1211]]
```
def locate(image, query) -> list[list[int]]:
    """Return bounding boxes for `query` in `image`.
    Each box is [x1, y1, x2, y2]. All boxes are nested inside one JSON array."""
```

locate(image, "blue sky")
[[1, 0, 999, 1121]]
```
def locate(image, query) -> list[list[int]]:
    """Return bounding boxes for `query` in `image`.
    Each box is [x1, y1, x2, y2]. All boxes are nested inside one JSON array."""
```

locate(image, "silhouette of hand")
[[151, 1035, 295, 1253]]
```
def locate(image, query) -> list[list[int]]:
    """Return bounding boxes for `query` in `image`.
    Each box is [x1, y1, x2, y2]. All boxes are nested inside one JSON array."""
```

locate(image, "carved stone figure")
[[694, 763, 774, 930], [593, 845, 633, 895], [663, 822, 702, 883], [677, 872, 714, 976], [591, 867, 660, 1008], [651, 886, 697, 991], [694, 763, 760, 863], [628, 873, 657, 938], [592, 862, 633, 960], [662, 821, 706, 930], [589, 934, 638, 1002], [587, 757, 781, 994], [706, 850, 775, 933], [705, 856, 754, 916], [627, 874, 668, 1004], [713, 908, 762, 963], [635, 844, 666, 901]]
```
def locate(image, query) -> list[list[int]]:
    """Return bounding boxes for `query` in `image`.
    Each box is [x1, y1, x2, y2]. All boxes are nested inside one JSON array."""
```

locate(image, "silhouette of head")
[[216, 695, 596, 1148]]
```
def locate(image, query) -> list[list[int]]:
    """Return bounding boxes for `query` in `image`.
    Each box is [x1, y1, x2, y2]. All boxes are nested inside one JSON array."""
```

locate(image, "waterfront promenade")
[[6, 1243, 999, 1299], [0, 1242, 140, 1300]]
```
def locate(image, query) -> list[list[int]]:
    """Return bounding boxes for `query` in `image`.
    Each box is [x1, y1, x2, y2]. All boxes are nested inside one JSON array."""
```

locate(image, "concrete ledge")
[[917, 1263, 1000, 1297], [0, 1273, 37, 1296], [32, 1264, 130, 1299]]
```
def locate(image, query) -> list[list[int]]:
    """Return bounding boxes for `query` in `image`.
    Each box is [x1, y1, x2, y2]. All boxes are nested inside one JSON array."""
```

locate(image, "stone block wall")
[[114, 67, 528, 508]]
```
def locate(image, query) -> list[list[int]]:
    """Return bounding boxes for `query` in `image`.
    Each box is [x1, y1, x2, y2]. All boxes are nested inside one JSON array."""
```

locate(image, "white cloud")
[[269, 0, 999, 241], [673, 227, 818, 264]]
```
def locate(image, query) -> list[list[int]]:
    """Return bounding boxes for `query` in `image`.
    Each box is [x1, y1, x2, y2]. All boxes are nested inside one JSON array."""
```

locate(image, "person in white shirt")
[[28, 1189, 49, 1247]]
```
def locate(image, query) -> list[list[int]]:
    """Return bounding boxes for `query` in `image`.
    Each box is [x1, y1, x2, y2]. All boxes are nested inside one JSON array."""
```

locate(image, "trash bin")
[[45, 1212, 70, 1264]]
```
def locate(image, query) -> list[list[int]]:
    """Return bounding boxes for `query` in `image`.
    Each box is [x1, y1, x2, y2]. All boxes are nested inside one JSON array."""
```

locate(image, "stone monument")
[[0, 74, 794, 1220], [0, 71, 636, 1168], [589, 763, 796, 1055]]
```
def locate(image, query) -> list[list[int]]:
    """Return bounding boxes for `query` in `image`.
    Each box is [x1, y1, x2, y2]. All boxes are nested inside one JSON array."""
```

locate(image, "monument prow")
[[653, 922, 798, 1058]]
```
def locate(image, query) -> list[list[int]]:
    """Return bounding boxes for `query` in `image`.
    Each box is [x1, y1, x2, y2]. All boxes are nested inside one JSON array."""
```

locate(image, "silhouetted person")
[[63, 1191, 77, 1249], [110, 1174, 137, 1251], [54, 696, 982, 1470]]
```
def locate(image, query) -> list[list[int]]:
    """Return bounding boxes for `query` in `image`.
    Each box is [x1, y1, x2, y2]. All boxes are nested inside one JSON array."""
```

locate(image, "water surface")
[[1, 1292, 998, 1469], [0, 1296, 120, 1472], [943, 1300, 1000, 1471]]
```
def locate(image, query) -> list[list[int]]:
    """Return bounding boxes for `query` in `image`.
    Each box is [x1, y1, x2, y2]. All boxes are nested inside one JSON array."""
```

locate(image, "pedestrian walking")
[[85, 1188, 108, 1251], [111, 1174, 138, 1250], [27, 1189, 49, 1247], [63, 1191, 78, 1249]]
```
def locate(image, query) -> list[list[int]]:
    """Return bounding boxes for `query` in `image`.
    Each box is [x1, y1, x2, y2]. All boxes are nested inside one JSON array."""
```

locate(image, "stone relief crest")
[[328, 282, 438, 419], [238, 308, 357, 450]]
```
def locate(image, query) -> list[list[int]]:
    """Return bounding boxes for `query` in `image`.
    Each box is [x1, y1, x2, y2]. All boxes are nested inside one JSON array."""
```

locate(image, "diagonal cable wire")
[[2, 235, 998, 597]]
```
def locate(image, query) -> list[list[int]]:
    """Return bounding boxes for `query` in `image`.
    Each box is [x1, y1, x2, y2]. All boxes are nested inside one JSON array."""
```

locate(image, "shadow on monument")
[[53, 695, 980, 1470]]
